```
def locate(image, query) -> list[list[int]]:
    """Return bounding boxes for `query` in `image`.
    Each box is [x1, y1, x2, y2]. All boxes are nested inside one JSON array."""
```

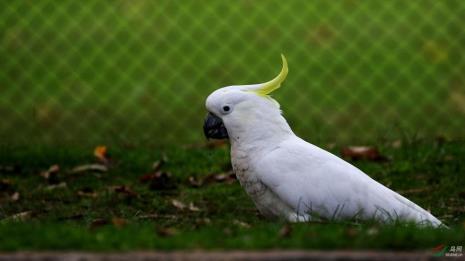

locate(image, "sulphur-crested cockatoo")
[[203, 55, 442, 227]]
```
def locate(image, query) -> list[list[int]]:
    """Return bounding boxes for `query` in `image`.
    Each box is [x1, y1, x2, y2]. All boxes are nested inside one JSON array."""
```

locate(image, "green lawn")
[[0, 139, 464, 251]]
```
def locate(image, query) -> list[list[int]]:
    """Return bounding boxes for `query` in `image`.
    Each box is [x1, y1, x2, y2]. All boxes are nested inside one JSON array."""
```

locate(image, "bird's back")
[[254, 136, 442, 226]]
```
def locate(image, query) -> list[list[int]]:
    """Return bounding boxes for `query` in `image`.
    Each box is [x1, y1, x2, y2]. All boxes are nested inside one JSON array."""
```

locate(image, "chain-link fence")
[[1, 0, 464, 147]]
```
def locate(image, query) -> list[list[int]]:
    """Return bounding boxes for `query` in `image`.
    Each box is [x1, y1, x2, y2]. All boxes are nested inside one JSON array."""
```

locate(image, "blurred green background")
[[1, 0, 464, 147]]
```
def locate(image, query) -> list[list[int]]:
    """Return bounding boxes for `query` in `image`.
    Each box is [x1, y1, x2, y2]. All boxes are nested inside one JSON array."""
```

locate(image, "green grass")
[[0, 139, 464, 251]]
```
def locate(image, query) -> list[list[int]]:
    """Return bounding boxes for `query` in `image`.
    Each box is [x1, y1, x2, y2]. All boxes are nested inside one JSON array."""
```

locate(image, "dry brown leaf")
[[94, 145, 110, 164], [157, 227, 178, 237], [140, 171, 176, 190], [345, 227, 358, 238], [40, 164, 60, 184], [278, 224, 292, 238], [89, 218, 109, 229], [188, 202, 200, 212], [4, 211, 32, 222], [233, 219, 251, 228], [341, 146, 387, 162], [171, 199, 186, 210], [151, 157, 167, 172], [187, 176, 202, 187], [71, 164, 108, 174], [10, 192, 20, 201], [195, 218, 211, 225], [137, 213, 159, 220], [45, 182, 67, 191], [112, 217, 127, 228], [77, 189, 98, 198], [113, 185, 138, 197], [139, 173, 156, 183], [203, 170, 236, 185]]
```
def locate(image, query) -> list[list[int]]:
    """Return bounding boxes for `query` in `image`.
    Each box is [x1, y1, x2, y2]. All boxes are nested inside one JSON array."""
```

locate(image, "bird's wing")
[[255, 137, 442, 226]]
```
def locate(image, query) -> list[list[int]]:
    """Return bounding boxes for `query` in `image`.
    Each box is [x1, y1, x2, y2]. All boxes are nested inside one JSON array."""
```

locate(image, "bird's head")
[[204, 55, 291, 142]]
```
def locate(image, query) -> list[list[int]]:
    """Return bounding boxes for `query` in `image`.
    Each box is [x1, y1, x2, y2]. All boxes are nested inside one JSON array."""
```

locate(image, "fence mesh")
[[1, 0, 464, 147]]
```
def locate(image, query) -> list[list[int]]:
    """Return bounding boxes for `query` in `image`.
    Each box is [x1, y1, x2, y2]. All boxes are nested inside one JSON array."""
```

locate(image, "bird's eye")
[[222, 105, 231, 113]]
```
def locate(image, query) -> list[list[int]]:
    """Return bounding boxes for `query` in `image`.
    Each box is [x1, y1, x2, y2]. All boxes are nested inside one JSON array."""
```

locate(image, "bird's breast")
[[230, 146, 294, 219]]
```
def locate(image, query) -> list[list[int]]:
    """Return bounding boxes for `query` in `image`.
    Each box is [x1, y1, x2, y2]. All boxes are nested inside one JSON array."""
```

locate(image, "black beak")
[[203, 113, 229, 139]]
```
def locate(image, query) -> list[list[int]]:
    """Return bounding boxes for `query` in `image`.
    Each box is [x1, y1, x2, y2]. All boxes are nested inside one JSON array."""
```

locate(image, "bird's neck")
[[228, 113, 294, 155]]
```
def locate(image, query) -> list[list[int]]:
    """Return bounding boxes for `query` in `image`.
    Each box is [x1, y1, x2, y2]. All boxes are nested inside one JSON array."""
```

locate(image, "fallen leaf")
[[10, 192, 20, 201], [112, 217, 127, 228], [40, 164, 60, 184], [94, 145, 110, 164], [195, 218, 211, 225], [278, 224, 292, 238], [137, 213, 159, 220], [341, 146, 387, 161], [188, 202, 200, 212], [140, 171, 176, 190], [152, 157, 167, 172], [137, 213, 177, 220], [139, 173, 156, 183], [45, 182, 67, 191], [71, 164, 108, 174], [171, 199, 185, 210], [89, 218, 109, 229], [113, 185, 138, 197], [233, 219, 251, 228], [3, 211, 32, 222], [156, 227, 178, 237], [345, 227, 358, 238], [187, 176, 202, 187], [77, 188, 98, 198], [203, 170, 236, 185]]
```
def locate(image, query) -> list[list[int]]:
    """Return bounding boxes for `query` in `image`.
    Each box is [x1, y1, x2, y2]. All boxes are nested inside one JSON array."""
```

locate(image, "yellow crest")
[[250, 54, 288, 96]]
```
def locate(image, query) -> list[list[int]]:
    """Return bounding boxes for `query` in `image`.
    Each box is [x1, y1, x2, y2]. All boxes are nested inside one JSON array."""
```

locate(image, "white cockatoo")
[[203, 55, 443, 227]]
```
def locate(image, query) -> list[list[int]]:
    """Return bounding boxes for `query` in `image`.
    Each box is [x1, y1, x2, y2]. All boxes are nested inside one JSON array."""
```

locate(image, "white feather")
[[205, 67, 443, 227], [249, 136, 442, 226]]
